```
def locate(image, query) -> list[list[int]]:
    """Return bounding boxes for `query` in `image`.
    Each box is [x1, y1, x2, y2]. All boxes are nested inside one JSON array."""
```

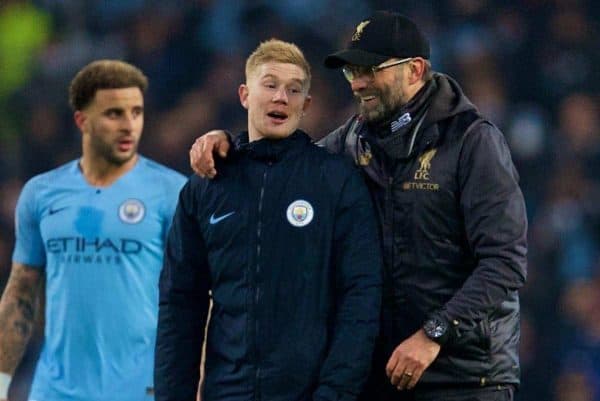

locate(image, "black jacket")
[[155, 131, 383, 401], [319, 73, 528, 387]]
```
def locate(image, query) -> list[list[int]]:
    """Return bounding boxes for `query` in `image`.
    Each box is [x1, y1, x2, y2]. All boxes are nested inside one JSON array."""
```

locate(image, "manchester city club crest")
[[118, 199, 146, 224], [286, 200, 314, 227]]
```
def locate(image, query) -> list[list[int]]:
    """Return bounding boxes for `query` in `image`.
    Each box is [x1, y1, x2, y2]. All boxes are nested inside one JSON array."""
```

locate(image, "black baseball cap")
[[324, 10, 430, 68]]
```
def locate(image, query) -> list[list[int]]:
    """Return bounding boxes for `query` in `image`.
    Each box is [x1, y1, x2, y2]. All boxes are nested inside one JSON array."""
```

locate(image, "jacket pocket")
[[436, 317, 492, 378], [448, 316, 491, 361]]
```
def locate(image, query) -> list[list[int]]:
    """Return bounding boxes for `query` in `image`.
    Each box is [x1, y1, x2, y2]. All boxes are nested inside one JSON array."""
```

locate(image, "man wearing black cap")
[[189, 10, 527, 401]]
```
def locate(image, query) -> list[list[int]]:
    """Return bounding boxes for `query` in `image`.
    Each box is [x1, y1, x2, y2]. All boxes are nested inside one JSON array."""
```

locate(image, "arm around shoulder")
[[315, 115, 360, 155], [189, 130, 233, 178]]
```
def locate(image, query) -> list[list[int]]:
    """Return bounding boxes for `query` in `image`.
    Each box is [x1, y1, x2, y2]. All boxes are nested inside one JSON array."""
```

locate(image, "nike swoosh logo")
[[49, 206, 69, 215], [209, 211, 235, 225]]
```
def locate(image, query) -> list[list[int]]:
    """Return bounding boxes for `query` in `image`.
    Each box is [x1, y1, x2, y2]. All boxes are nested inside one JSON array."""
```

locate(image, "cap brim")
[[324, 49, 389, 69]]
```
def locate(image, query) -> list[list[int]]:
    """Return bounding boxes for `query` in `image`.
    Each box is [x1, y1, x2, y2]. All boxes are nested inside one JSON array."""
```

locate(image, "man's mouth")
[[118, 138, 135, 151], [267, 111, 288, 123], [355, 92, 379, 105]]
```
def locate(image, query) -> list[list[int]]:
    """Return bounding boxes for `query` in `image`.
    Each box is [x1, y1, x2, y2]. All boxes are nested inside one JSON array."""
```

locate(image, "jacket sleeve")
[[313, 166, 383, 401], [155, 178, 211, 401], [315, 115, 357, 154], [434, 122, 527, 342]]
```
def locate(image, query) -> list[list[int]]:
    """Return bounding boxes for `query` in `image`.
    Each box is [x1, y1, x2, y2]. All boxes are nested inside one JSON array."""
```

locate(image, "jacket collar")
[[233, 130, 311, 163]]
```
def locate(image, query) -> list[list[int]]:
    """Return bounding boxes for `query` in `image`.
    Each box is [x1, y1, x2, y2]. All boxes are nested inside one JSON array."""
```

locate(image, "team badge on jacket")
[[286, 200, 314, 227], [119, 199, 145, 224]]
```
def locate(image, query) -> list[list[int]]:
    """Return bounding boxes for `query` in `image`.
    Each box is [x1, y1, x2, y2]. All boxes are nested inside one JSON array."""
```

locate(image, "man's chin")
[[360, 109, 385, 124], [359, 105, 394, 124], [108, 151, 137, 166], [262, 128, 296, 140]]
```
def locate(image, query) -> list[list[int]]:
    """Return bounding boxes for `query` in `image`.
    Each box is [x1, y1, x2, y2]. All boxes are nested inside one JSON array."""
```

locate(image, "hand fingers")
[[385, 352, 398, 379], [405, 368, 423, 390], [385, 354, 404, 387], [396, 370, 412, 390], [386, 351, 422, 390], [201, 144, 216, 178], [389, 365, 408, 387], [216, 140, 230, 158], [189, 147, 203, 177], [392, 367, 421, 391], [190, 138, 217, 178], [189, 146, 212, 178]]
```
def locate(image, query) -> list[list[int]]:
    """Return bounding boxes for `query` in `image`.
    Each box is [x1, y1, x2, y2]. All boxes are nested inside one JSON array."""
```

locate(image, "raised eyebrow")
[[289, 78, 305, 87], [103, 107, 124, 114], [260, 75, 305, 86], [103, 105, 143, 114], [260, 74, 277, 82]]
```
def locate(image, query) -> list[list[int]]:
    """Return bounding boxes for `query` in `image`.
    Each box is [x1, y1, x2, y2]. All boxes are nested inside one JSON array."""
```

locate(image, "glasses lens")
[[342, 65, 372, 82], [342, 66, 354, 82]]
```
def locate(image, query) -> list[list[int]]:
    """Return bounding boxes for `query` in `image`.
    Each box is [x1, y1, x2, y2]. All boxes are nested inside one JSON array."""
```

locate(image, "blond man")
[[154, 39, 382, 401]]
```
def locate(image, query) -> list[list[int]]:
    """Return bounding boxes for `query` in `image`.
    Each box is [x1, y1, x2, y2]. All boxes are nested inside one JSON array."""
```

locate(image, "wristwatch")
[[423, 316, 449, 345]]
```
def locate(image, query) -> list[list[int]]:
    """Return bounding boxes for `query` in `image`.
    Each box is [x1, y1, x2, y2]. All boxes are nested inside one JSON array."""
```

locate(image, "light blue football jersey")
[[12, 156, 186, 401]]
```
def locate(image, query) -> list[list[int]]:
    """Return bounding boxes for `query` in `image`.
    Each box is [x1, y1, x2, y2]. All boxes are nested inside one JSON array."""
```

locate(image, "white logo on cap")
[[352, 20, 371, 41]]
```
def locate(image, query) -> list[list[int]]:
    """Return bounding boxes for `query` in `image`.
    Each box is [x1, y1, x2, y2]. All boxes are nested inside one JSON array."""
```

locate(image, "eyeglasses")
[[342, 57, 413, 82]]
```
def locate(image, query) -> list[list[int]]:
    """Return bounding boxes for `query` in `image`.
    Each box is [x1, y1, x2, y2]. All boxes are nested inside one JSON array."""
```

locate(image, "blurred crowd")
[[0, 0, 599, 400]]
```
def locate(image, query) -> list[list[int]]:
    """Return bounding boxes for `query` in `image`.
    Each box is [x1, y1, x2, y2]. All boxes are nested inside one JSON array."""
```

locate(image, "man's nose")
[[350, 75, 370, 92], [121, 114, 136, 131], [272, 87, 288, 103]]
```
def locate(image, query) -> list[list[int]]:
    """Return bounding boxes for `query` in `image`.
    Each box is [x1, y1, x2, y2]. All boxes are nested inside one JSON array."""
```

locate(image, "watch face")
[[425, 318, 447, 338]]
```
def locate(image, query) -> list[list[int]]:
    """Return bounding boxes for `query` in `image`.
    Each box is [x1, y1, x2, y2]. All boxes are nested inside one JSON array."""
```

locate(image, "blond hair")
[[245, 39, 311, 91], [69, 59, 148, 111]]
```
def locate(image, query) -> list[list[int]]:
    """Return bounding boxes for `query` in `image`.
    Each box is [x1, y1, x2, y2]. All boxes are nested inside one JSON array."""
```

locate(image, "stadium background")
[[0, 0, 599, 400]]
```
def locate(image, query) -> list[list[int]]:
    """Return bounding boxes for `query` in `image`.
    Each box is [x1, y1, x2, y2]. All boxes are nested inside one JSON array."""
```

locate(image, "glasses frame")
[[342, 57, 413, 82]]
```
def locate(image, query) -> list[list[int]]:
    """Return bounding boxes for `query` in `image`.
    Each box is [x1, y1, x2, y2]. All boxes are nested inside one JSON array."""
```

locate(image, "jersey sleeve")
[[12, 178, 46, 268]]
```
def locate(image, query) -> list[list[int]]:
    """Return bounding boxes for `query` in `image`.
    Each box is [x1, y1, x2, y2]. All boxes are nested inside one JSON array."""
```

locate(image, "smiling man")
[[154, 39, 383, 401], [189, 10, 527, 401], [0, 60, 185, 401]]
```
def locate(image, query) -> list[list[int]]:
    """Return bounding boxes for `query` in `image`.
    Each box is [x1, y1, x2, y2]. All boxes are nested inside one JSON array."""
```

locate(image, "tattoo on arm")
[[0, 263, 42, 374]]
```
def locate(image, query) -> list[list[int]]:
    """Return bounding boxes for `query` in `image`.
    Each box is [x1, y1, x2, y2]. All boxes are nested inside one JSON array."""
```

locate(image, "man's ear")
[[239, 84, 249, 110], [74, 110, 87, 133], [408, 58, 426, 84], [302, 94, 312, 115]]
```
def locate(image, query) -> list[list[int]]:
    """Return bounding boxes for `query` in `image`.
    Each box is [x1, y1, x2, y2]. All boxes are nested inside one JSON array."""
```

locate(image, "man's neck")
[[79, 153, 138, 187], [403, 80, 426, 105], [248, 129, 294, 143]]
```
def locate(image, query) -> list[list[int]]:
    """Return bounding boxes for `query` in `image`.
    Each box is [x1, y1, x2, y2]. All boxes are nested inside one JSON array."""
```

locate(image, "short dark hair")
[[69, 60, 148, 111]]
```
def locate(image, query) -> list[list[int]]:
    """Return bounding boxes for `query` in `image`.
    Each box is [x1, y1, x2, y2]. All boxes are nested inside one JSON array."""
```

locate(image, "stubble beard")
[[357, 76, 406, 124], [90, 133, 137, 166]]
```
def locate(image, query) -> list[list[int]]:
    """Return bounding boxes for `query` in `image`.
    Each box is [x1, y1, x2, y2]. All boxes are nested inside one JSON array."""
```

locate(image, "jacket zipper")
[[254, 162, 270, 401]]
